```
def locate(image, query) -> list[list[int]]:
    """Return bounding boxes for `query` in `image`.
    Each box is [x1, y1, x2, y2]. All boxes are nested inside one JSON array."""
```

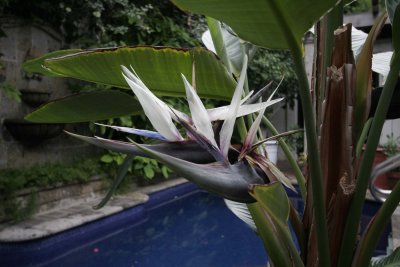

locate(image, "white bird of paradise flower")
[[68, 56, 294, 206]]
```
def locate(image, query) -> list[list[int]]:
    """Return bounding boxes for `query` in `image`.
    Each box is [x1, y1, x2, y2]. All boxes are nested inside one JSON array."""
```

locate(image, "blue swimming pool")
[[0, 182, 391, 267], [0, 183, 267, 267]]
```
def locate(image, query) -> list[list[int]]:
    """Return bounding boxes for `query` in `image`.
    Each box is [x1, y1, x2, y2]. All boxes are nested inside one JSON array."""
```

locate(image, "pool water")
[[0, 184, 267, 267], [49, 192, 267, 267], [0, 182, 391, 267]]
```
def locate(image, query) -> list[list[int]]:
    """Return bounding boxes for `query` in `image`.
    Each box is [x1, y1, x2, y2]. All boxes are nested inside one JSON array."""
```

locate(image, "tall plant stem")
[[262, 116, 306, 202], [290, 41, 329, 267], [237, 117, 248, 142], [338, 52, 400, 267], [264, 1, 329, 265]]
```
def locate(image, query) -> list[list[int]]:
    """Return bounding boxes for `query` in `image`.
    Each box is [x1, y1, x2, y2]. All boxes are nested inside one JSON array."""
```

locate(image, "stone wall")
[[0, 17, 98, 169]]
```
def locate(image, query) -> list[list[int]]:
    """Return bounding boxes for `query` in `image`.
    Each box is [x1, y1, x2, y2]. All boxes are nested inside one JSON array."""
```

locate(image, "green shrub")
[[0, 158, 109, 222]]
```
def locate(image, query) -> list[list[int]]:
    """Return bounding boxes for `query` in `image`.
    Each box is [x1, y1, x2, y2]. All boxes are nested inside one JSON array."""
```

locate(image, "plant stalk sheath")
[[338, 52, 400, 267]]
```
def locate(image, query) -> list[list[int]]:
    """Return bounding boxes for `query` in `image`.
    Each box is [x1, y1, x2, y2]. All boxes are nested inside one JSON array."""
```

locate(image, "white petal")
[[265, 160, 296, 192], [201, 30, 216, 53], [372, 51, 393, 83], [121, 66, 183, 141], [219, 55, 248, 158], [243, 107, 266, 151], [169, 106, 191, 123], [309, 25, 368, 59], [351, 26, 368, 58], [240, 90, 254, 104], [309, 26, 368, 59], [95, 123, 167, 140], [224, 199, 256, 231], [267, 77, 284, 101], [181, 74, 218, 147], [208, 98, 283, 121]]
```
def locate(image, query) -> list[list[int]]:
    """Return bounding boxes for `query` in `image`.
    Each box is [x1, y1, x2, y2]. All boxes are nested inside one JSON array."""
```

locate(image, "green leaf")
[[370, 247, 400, 267], [161, 166, 169, 178], [134, 162, 143, 169], [392, 4, 400, 52], [40, 46, 237, 100], [339, 34, 400, 267], [385, 0, 400, 24], [249, 183, 289, 224], [172, 0, 338, 49], [247, 203, 295, 267], [205, 17, 233, 73], [354, 13, 388, 141], [352, 170, 400, 267], [25, 90, 142, 123], [1, 81, 21, 102], [94, 155, 135, 209], [203, 23, 257, 76], [100, 154, 113, 163], [143, 164, 155, 178], [23, 49, 81, 77], [248, 183, 304, 267]]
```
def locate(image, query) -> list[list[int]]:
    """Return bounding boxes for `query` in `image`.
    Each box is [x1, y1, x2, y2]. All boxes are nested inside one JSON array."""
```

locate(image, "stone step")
[[0, 178, 188, 242]]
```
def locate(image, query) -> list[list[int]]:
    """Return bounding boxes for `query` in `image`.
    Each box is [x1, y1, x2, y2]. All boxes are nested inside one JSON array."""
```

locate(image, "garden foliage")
[[21, 0, 400, 266]]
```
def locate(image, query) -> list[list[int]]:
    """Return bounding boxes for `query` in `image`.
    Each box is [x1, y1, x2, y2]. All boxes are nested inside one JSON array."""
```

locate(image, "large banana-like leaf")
[[25, 91, 142, 123], [23, 49, 81, 77], [172, 0, 338, 49], [25, 46, 237, 100]]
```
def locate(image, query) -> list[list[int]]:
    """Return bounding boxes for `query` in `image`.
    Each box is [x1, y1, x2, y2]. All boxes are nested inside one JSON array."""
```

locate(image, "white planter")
[[265, 140, 278, 165]]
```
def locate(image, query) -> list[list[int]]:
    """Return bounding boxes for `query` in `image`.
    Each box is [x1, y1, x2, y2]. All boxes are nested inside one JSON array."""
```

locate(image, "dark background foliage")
[[0, 0, 299, 106], [0, 0, 300, 210], [1, 0, 205, 47]]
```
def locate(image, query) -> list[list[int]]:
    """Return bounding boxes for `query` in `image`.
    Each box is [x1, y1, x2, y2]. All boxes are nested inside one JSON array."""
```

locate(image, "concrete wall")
[[269, 101, 299, 162], [0, 17, 98, 169]]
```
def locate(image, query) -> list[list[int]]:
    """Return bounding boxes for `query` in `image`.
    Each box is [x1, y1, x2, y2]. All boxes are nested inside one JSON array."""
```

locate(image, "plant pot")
[[370, 148, 392, 190], [3, 119, 65, 145], [265, 140, 278, 164], [386, 171, 400, 188], [387, 171, 400, 179], [20, 90, 51, 108]]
